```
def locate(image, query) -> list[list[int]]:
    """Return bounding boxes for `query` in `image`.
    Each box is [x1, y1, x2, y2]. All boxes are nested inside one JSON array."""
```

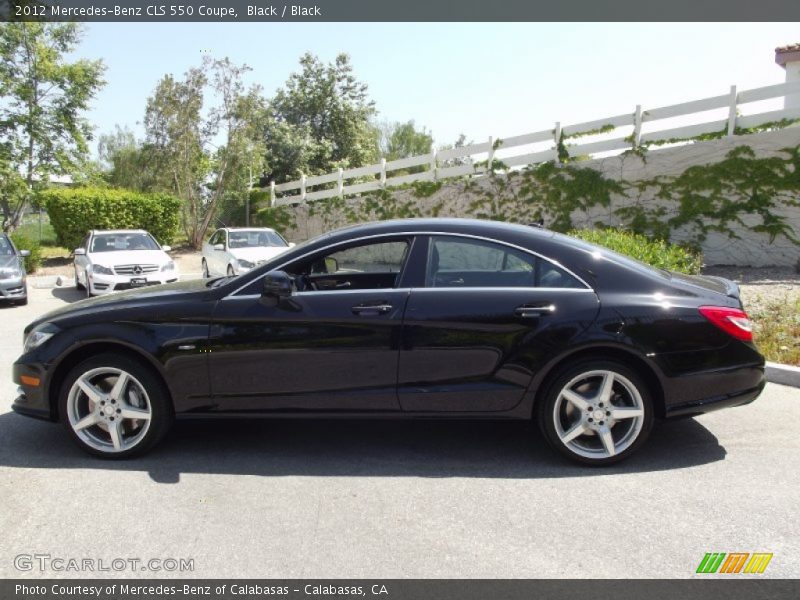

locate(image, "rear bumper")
[[664, 368, 766, 418]]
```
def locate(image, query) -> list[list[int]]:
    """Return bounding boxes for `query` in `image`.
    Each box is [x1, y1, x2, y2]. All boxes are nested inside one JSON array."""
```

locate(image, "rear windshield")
[[555, 232, 671, 279]]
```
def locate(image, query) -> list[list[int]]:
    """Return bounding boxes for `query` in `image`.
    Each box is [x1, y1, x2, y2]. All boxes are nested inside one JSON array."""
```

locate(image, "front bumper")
[[12, 360, 54, 421], [89, 272, 179, 294], [0, 276, 26, 299]]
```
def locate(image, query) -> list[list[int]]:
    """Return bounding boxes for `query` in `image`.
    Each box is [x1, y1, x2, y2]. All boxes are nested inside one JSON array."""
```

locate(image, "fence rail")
[[266, 80, 800, 207]]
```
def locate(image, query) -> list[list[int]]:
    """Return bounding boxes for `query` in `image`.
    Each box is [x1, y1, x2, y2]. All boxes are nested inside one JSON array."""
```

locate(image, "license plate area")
[[130, 277, 147, 287]]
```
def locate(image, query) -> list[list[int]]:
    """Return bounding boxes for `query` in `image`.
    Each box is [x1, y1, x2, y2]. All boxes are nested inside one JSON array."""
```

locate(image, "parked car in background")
[[202, 227, 293, 278], [73, 230, 178, 297], [0, 234, 30, 305], [15, 219, 764, 464]]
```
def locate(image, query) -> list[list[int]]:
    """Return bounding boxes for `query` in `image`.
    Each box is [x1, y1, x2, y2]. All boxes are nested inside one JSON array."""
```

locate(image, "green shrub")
[[40, 187, 182, 251], [569, 228, 703, 275], [10, 232, 43, 274]]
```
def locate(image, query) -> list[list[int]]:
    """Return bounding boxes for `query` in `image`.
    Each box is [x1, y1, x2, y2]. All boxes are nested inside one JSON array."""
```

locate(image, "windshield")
[[91, 233, 161, 253], [228, 230, 288, 249], [0, 235, 15, 256]]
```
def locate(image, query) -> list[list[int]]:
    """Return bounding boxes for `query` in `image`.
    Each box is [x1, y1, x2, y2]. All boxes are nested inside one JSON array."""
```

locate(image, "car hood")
[[0, 255, 22, 271], [87, 250, 172, 267], [229, 247, 289, 263], [26, 278, 211, 332]]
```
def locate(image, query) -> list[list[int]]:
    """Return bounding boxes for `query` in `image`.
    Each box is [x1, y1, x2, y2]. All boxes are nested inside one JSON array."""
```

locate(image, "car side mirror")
[[19, 250, 30, 258], [213, 243, 225, 251], [161, 245, 172, 252], [263, 270, 293, 298], [74, 248, 86, 256]]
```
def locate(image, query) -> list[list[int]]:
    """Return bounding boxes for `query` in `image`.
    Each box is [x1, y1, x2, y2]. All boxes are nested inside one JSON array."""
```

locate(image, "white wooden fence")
[[268, 80, 800, 207]]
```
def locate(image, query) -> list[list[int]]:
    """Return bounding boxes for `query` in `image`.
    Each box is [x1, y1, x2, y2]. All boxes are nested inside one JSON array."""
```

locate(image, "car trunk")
[[670, 272, 743, 307]]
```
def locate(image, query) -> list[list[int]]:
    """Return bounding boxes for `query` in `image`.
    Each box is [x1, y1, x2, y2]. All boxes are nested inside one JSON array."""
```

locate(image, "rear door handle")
[[352, 303, 393, 315], [514, 303, 556, 318]]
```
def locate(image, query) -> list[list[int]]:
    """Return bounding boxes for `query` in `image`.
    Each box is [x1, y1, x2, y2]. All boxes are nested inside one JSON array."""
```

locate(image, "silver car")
[[0, 234, 30, 306]]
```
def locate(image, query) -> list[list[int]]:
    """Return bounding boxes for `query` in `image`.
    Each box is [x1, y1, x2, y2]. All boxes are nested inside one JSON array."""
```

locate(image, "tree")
[[263, 53, 379, 183], [380, 120, 434, 161], [143, 58, 266, 248], [0, 22, 105, 230]]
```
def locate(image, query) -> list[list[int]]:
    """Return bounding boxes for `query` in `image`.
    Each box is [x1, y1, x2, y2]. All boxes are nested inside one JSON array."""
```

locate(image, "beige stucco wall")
[[281, 127, 800, 267]]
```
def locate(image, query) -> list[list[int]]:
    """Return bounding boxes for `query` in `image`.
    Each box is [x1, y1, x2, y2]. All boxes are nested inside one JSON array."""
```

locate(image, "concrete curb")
[[28, 273, 203, 289], [765, 362, 800, 389]]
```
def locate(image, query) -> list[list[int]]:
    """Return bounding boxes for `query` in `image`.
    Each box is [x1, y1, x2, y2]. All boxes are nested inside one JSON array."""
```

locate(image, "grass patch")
[[750, 295, 800, 366], [16, 219, 57, 246]]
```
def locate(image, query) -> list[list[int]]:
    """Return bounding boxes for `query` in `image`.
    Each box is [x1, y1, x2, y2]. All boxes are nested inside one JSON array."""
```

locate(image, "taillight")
[[698, 306, 753, 342]]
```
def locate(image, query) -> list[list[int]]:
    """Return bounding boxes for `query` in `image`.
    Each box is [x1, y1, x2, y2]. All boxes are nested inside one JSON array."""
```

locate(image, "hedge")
[[569, 228, 704, 275], [41, 187, 182, 251], [9, 232, 42, 274]]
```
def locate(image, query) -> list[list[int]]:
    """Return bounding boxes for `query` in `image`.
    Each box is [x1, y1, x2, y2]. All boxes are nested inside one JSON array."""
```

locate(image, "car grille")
[[114, 264, 159, 275]]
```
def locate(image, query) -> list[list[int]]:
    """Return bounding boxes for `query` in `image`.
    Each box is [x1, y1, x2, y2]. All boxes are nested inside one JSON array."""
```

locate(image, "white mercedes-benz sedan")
[[202, 227, 293, 277], [73, 230, 179, 296]]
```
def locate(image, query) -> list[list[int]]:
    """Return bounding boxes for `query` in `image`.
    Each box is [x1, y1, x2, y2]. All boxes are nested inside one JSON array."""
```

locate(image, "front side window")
[[427, 236, 585, 289], [233, 238, 411, 296], [0, 235, 14, 256]]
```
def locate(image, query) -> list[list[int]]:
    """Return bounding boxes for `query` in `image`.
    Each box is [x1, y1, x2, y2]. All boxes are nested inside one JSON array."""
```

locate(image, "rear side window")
[[427, 236, 586, 289]]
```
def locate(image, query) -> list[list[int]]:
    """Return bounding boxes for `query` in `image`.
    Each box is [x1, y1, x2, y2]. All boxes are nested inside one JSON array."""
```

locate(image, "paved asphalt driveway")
[[0, 285, 798, 579]]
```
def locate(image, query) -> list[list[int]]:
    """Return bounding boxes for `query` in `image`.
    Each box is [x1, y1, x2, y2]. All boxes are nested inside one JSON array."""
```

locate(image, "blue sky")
[[76, 23, 799, 152]]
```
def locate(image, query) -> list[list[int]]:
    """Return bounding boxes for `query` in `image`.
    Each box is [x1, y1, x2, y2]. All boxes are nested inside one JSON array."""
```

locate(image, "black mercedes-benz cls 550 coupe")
[[13, 218, 765, 465]]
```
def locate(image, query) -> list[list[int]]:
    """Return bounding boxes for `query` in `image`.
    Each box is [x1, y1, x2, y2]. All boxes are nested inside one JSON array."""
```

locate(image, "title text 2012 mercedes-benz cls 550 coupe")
[[12, 219, 765, 465]]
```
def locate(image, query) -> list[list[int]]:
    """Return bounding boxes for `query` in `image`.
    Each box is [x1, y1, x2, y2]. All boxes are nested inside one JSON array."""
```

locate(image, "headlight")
[[0, 268, 21, 280], [23, 323, 61, 353], [92, 264, 113, 275], [238, 259, 255, 270], [161, 260, 175, 272]]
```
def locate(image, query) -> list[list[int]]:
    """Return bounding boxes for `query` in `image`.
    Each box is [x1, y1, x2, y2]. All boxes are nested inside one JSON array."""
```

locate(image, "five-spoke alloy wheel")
[[59, 355, 172, 458], [538, 360, 654, 465]]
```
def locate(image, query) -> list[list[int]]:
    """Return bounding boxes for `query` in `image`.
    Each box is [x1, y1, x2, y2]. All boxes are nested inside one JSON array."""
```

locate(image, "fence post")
[[553, 121, 562, 164], [380, 158, 387, 188], [337, 168, 344, 198], [633, 104, 643, 148], [727, 85, 738, 136], [300, 174, 307, 202], [486, 136, 494, 174], [270, 181, 276, 208], [430, 148, 438, 181]]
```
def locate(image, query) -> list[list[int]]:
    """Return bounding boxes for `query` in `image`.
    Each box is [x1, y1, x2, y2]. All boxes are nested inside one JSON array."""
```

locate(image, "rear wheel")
[[59, 354, 173, 458], [537, 360, 654, 466]]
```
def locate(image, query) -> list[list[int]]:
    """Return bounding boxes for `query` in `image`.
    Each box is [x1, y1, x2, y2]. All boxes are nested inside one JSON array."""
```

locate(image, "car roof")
[[320, 218, 556, 241], [220, 227, 277, 232], [91, 229, 150, 235]]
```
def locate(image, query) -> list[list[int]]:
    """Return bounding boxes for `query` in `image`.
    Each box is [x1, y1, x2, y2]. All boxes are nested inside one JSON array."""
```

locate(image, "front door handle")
[[352, 303, 393, 315], [514, 303, 556, 318]]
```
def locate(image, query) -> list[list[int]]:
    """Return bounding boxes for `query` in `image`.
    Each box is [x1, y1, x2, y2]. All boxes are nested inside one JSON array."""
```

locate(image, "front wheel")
[[201, 259, 209, 279], [75, 267, 85, 290], [537, 360, 654, 466], [59, 354, 173, 458], [227, 264, 235, 276]]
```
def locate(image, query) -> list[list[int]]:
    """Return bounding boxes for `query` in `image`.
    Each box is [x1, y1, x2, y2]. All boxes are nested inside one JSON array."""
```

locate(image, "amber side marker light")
[[698, 306, 754, 342], [19, 375, 40, 387]]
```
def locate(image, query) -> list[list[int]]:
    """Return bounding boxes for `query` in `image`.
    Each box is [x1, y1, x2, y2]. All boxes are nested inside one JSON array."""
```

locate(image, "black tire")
[[201, 259, 209, 279], [58, 353, 173, 459], [85, 271, 93, 298], [227, 264, 235, 276], [75, 267, 85, 290], [536, 359, 654, 466]]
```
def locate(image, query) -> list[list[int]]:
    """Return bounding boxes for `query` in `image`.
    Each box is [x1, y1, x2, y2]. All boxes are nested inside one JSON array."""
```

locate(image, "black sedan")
[[12, 219, 764, 465]]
